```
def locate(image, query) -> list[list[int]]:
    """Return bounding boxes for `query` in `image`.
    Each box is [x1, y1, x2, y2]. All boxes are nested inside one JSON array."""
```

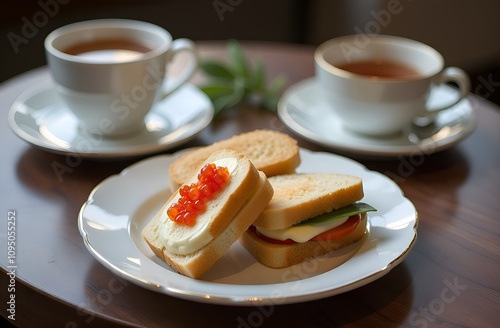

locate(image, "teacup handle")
[[159, 38, 198, 98], [415, 66, 470, 125]]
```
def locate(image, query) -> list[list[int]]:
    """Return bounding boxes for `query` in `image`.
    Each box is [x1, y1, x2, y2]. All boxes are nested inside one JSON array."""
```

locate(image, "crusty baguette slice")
[[168, 130, 300, 191], [143, 171, 273, 278], [241, 213, 367, 268], [252, 173, 364, 230]]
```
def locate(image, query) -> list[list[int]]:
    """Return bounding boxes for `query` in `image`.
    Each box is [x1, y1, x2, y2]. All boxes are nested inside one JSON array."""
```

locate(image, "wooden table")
[[1, 42, 499, 327]]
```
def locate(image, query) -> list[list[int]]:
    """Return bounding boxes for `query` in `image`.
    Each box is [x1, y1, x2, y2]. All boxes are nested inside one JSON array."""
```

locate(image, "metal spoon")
[[408, 111, 465, 146]]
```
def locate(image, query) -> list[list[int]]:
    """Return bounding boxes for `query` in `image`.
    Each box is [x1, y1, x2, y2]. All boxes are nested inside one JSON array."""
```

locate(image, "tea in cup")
[[314, 34, 470, 136], [45, 19, 198, 137]]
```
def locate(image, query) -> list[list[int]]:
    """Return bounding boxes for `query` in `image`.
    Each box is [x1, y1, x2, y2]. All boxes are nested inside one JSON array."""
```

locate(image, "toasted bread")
[[253, 173, 364, 230], [168, 130, 300, 191]]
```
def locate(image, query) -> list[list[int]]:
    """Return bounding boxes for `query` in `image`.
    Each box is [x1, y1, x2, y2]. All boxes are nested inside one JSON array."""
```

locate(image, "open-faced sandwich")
[[142, 149, 274, 278]]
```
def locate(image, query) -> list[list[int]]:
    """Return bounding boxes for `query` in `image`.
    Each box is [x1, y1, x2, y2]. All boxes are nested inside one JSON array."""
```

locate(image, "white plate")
[[78, 148, 417, 305], [8, 80, 214, 159], [278, 78, 477, 157]]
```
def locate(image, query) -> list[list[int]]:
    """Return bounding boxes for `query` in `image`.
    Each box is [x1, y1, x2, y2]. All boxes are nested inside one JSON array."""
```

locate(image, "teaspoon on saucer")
[[408, 121, 466, 146]]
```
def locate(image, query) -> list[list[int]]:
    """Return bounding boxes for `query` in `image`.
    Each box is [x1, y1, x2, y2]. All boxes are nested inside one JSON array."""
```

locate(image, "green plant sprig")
[[199, 40, 287, 115]]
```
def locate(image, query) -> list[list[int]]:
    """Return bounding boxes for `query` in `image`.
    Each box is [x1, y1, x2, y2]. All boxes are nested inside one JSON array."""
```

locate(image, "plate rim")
[[8, 80, 214, 159], [78, 147, 418, 305], [278, 77, 477, 157]]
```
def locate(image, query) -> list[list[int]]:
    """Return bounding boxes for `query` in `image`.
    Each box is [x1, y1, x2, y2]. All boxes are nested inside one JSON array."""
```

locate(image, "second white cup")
[[315, 34, 470, 136]]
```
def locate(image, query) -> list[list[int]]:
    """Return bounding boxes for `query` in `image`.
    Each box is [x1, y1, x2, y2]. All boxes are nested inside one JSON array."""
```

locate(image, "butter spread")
[[256, 216, 349, 243], [159, 158, 238, 255]]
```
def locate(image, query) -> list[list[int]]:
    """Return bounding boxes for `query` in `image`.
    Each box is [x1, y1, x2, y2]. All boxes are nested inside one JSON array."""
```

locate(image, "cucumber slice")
[[295, 202, 376, 226]]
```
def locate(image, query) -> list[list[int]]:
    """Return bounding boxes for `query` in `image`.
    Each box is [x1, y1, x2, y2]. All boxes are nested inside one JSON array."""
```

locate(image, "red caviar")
[[167, 163, 230, 226]]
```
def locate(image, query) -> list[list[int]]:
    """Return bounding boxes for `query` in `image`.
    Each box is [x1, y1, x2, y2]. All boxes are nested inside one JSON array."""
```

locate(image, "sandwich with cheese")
[[143, 149, 274, 278], [168, 130, 300, 191], [241, 173, 375, 268]]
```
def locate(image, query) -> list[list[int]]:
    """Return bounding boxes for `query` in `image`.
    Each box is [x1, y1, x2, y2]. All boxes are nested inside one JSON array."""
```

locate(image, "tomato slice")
[[252, 215, 361, 244], [310, 215, 360, 241]]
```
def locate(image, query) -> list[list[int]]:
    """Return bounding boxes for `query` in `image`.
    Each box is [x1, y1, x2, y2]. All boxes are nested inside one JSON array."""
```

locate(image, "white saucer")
[[278, 78, 477, 157], [8, 80, 214, 159]]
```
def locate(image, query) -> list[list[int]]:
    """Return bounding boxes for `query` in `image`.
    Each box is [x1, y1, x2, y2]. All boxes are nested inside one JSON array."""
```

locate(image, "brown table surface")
[[1, 41, 499, 328]]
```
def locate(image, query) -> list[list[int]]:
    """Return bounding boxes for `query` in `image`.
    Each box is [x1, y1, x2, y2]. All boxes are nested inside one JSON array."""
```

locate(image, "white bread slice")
[[252, 173, 364, 230], [168, 130, 300, 191], [241, 213, 367, 269], [142, 150, 273, 278]]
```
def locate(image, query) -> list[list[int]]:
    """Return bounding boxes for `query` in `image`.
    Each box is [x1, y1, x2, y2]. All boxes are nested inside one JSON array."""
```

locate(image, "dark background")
[[1, 0, 499, 105]]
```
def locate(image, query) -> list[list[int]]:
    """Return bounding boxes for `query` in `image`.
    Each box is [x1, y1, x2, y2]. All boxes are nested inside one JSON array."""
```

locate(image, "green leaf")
[[227, 40, 250, 79], [200, 84, 233, 100], [251, 60, 265, 91], [203, 78, 246, 114], [200, 60, 235, 79], [199, 40, 287, 115], [267, 74, 287, 94], [212, 93, 241, 114], [295, 202, 377, 226]]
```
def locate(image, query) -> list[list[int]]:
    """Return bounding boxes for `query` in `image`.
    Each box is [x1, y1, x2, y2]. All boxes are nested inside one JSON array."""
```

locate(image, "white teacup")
[[45, 19, 198, 137], [314, 34, 470, 136]]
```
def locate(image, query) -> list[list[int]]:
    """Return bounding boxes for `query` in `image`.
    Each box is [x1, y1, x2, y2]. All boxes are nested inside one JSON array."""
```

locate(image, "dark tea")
[[63, 38, 152, 62], [336, 60, 420, 78]]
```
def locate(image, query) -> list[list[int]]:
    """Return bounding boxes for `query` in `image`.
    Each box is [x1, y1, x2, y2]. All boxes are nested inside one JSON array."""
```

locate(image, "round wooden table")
[[1, 42, 499, 327]]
